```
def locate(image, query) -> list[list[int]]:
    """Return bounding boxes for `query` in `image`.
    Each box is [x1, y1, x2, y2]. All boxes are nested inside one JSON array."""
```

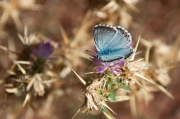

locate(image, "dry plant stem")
[[71, 68, 86, 85], [135, 73, 174, 99]]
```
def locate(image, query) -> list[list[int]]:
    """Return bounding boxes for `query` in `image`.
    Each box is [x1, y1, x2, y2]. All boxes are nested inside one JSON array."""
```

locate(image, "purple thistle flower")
[[32, 39, 57, 60], [91, 56, 125, 74]]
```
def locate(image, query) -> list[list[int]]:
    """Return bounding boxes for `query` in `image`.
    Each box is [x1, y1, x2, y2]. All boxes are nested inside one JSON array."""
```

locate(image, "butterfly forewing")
[[94, 25, 117, 51]]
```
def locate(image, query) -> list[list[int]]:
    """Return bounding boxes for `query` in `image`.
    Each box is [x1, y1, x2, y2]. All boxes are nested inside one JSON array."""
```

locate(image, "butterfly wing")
[[93, 24, 117, 51], [94, 24, 134, 62], [99, 47, 134, 62]]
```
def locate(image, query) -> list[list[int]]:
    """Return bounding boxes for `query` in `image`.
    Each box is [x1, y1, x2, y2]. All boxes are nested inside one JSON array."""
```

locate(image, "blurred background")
[[0, 0, 180, 119]]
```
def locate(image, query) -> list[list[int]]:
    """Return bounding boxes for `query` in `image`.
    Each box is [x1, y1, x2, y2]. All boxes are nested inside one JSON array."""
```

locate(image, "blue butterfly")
[[93, 24, 134, 62]]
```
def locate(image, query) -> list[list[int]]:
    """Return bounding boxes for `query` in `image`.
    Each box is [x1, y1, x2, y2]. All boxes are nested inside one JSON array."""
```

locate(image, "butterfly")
[[93, 24, 134, 62]]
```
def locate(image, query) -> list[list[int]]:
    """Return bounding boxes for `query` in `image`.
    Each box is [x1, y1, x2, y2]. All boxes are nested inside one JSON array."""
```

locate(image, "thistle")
[[73, 37, 175, 119], [3, 27, 58, 107]]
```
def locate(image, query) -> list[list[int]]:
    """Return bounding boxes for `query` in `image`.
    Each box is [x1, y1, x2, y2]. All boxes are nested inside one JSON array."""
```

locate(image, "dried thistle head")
[[26, 74, 45, 96], [3, 28, 59, 109], [18, 26, 40, 45], [141, 38, 180, 67], [140, 38, 180, 87], [85, 77, 107, 111], [94, 0, 139, 28], [0, 0, 41, 30]]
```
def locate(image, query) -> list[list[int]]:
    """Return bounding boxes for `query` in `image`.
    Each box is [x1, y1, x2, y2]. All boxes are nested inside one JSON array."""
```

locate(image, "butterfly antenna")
[[86, 60, 93, 71]]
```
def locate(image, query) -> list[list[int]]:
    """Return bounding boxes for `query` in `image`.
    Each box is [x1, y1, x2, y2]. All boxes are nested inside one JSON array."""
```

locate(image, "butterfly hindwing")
[[99, 47, 134, 62]]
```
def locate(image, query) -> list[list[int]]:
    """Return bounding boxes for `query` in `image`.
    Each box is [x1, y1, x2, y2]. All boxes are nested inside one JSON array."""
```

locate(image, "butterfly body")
[[93, 24, 134, 62], [97, 48, 123, 57]]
